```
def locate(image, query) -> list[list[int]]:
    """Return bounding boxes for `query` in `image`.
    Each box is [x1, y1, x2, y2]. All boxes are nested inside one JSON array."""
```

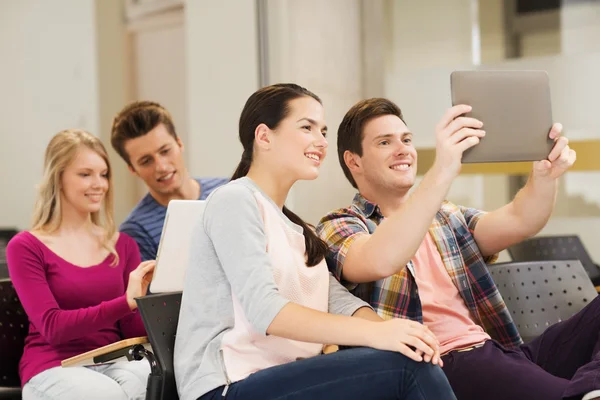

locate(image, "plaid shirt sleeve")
[[316, 209, 370, 291], [458, 205, 499, 264], [457, 204, 522, 348]]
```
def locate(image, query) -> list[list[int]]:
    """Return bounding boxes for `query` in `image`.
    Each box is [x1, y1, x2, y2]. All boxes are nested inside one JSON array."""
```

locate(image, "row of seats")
[[2, 259, 597, 400], [508, 235, 600, 286], [0, 230, 18, 281], [0, 280, 182, 400], [1, 233, 599, 400], [488, 260, 598, 343]]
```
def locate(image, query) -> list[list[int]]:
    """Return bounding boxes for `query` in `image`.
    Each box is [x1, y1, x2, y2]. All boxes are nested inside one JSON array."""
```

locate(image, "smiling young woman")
[[6, 129, 155, 400], [173, 84, 456, 400]]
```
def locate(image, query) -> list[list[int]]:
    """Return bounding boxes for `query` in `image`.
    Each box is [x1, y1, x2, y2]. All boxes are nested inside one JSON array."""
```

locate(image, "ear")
[[176, 137, 184, 152], [343, 150, 362, 174], [254, 123, 272, 151]]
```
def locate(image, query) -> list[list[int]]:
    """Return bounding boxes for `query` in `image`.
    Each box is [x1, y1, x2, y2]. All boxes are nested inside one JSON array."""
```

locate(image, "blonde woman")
[[6, 129, 155, 400]]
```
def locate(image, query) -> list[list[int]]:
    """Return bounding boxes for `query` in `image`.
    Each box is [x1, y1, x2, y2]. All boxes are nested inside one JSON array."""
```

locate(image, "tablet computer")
[[150, 200, 206, 293], [450, 70, 554, 163]]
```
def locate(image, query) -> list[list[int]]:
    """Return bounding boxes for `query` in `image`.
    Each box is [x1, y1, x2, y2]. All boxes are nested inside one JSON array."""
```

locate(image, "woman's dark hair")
[[231, 83, 328, 267]]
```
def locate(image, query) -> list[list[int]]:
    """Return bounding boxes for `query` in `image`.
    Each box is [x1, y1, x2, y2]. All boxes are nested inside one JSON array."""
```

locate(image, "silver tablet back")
[[451, 70, 554, 163]]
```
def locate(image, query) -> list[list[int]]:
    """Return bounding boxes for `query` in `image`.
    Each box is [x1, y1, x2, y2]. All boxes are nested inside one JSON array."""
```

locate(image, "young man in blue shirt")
[[111, 101, 227, 261]]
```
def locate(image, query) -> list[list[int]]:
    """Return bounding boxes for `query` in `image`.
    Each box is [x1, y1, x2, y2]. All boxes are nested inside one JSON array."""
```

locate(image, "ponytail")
[[282, 206, 328, 267], [231, 151, 252, 181], [234, 83, 328, 267], [230, 155, 327, 267], [230, 154, 328, 267]]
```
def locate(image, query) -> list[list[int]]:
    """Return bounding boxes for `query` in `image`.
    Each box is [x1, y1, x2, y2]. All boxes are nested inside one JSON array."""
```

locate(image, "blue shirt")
[[120, 177, 228, 261]]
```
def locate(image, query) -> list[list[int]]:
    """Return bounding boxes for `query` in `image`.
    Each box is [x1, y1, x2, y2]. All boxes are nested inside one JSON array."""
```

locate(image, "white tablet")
[[149, 200, 206, 293]]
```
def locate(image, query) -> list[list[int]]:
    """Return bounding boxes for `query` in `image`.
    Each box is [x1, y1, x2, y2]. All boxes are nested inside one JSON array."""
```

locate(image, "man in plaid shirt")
[[317, 98, 600, 400]]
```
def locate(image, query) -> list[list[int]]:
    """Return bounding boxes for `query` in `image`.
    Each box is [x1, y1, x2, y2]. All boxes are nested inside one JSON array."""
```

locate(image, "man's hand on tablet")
[[532, 123, 576, 180]]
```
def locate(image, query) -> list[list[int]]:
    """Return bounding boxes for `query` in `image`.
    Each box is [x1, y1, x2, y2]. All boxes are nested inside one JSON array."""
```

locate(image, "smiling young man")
[[315, 98, 600, 400], [111, 101, 227, 261]]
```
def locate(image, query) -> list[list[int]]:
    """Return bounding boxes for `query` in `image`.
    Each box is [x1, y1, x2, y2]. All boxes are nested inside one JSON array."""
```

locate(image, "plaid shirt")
[[317, 193, 523, 349]]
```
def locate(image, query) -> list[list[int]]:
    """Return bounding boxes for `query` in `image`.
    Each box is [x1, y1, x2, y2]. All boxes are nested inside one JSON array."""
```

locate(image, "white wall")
[[521, 30, 561, 57], [184, 0, 259, 179], [96, 0, 136, 225], [389, 0, 473, 73], [561, 0, 600, 55], [265, 0, 366, 224], [128, 10, 187, 201], [183, 0, 369, 225], [479, 0, 507, 63], [3, 0, 599, 233], [0, 0, 100, 230], [385, 0, 487, 209]]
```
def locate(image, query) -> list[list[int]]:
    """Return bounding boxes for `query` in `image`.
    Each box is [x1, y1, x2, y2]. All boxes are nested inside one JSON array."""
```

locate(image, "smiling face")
[[267, 96, 329, 182], [347, 114, 418, 197], [123, 123, 187, 198], [60, 146, 110, 215]]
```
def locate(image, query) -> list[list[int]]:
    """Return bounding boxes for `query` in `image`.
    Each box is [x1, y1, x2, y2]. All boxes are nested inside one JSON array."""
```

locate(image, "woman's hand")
[[366, 318, 442, 366], [126, 260, 156, 310]]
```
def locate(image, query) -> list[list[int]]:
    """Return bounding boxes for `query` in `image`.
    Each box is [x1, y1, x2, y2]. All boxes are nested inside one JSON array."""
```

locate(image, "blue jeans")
[[199, 347, 456, 400]]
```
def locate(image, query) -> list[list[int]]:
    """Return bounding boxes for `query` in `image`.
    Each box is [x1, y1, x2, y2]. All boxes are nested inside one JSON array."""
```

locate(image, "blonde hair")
[[32, 129, 119, 265]]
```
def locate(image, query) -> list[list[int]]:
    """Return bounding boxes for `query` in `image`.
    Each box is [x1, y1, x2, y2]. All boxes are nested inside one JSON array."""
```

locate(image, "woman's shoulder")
[[8, 231, 43, 251], [6, 231, 48, 266], [114, 231, 138, 252], [110, 232, 142, 267], [204, 179, 261, 213], [207, 179, 256, 200]]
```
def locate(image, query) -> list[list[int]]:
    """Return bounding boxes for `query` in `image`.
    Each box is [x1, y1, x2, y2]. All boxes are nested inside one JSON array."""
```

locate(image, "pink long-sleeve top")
[[6, 231, 147, 386]]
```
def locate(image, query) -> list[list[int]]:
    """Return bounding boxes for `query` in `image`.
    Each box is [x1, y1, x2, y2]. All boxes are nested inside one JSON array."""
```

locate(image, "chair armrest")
[[323, 344, 339, 354], [61, 336, 151, 368]]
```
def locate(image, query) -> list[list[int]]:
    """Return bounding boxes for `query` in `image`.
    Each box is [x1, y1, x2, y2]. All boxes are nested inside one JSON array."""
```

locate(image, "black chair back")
[[0, 229, 18, 280], [508, 235, 600, 285], [0, 264, 8, 282], [0, 278, 29, 398], [136, 292, 182, 400], [488, 260, 597, 342]]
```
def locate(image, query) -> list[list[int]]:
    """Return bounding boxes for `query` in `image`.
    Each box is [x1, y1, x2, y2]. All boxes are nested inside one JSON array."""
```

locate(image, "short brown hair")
[[337, 98, 406, 188], [111, 101, 178, 165]]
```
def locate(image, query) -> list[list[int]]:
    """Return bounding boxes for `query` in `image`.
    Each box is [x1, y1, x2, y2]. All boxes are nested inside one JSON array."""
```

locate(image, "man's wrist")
[[528, 170, 560, 189], [425, 163, 455, 188]]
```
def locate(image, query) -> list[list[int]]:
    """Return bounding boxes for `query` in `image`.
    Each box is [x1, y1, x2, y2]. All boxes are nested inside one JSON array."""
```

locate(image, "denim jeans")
[[22, 360, 150, 400], [199, 347, 456, 400]]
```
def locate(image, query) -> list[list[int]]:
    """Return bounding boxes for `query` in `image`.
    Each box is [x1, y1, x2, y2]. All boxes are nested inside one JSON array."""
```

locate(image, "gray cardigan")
[[174, 178, 370, 400]]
